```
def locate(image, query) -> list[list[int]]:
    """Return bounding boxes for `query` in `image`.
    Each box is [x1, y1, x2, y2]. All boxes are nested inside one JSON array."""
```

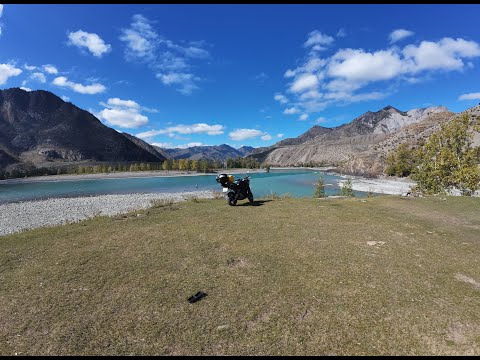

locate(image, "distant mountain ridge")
[[247, 104, 458, 175], [156, 144, 255, 161], [0, 88, 165, 171]]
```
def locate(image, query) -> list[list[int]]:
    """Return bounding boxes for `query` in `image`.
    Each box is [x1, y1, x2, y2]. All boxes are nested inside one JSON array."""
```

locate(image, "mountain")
[[237, 146, 255, 156], [155, 144, 254, 161], [0, 88, 165, 171], [247, 105, 455, 175]]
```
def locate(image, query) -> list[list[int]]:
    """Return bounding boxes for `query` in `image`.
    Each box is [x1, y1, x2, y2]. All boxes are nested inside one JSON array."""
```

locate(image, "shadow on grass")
[[236, 199, 273, 207]]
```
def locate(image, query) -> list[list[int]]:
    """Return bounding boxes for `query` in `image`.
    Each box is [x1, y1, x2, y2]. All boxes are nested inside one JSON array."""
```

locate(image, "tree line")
[[0, 156, 264, 180]]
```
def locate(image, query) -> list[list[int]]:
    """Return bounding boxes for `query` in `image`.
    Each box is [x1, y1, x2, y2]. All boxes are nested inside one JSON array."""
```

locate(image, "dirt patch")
[[366, 241, 386, 246], [226, 257, 249, 268], [455, 273, 480, 291]]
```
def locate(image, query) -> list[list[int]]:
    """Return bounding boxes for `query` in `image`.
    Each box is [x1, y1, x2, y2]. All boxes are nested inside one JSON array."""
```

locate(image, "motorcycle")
[[215, 173, 254, 206]]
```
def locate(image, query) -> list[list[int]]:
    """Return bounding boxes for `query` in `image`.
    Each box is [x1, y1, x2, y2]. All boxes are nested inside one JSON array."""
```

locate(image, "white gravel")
[[338, 177, 416, 195], [0, 191, 215, 237]]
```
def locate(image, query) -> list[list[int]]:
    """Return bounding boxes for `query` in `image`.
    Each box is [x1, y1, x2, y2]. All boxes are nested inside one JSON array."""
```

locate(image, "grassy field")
[[1, 195, 479, 355]]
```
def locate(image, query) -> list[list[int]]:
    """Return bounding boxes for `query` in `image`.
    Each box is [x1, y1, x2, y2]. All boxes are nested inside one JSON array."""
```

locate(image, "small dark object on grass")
[[188, 291, 208, 303]]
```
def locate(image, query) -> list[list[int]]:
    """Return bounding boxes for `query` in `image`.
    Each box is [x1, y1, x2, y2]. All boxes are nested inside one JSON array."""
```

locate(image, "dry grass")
[[1, 195, 479, 355]]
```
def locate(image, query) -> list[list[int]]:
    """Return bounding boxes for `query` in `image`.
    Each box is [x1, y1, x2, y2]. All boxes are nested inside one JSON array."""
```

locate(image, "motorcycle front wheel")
[[227, 193, 237, 206]]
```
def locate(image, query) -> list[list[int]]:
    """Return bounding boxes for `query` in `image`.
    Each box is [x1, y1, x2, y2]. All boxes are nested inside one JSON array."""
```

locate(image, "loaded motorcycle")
[[215, 173, 254, 206]]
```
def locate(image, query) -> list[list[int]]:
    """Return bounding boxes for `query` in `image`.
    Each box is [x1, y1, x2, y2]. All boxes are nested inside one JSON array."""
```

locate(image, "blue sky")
[[1, 4, 480, 149]]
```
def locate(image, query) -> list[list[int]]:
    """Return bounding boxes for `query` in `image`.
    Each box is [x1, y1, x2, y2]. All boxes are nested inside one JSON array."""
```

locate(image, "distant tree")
[[339, 179, 355, 197], [314, 175, 326, 198], [412, 114, 480, 196], [162, 160, 171, 171]]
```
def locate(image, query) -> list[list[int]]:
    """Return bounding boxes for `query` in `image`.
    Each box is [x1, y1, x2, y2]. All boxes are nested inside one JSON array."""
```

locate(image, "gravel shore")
[[0, 191, 215, 237]]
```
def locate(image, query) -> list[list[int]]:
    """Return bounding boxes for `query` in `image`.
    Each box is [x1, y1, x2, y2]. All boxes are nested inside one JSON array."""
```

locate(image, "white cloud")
[[106, 97, 140, 109], [95, 97, 153, 129], [68, 30, 111, 57], [120, 14, 158, 61], [24, 64, 36, 71], [31, 72, 46, 83], [151, 142, 174, 148], [290, 73, 319, 93], [52, 76, 106, 94], [304, 30, 334, 50], [177, 142, 204, 148], [229, 129, 264, 141], [0, 64, 22, 85], [97, 108, 148, 129], [274, 93, 289, 104], [20, 86, 32, 92], [61, 95, 70, 102], [278, 33, 480, 115], [328, 48, 404, 83], [299, 114, 308, 121], [389, 29, 414, 44], [403, 38, 480, 72], [277, 133, 284, 138], [283, 107, 300, 115], [43, 65, 58, 74], [120, 14, 210, 94], [261, 134, 272, 141], [458, 92, 480, 100], [315, 117, 327, 124], [137, 123, 225, 140], [156, 72, 200, 95]]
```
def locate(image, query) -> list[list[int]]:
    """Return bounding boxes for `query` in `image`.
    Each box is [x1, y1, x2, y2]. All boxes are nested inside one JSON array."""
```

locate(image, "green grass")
[[1, 196, 480, 355]]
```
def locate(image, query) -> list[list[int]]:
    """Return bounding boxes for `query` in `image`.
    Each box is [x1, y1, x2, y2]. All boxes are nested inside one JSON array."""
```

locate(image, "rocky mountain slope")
[[0, 88, 165, 171], [156, 143, 254, 161], [247, 105, 463, 175]]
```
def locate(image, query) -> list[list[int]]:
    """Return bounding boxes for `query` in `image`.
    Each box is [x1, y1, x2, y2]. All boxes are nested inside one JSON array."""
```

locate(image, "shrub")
[[339, 179, 355, 197], [314, 176, 326, 198]]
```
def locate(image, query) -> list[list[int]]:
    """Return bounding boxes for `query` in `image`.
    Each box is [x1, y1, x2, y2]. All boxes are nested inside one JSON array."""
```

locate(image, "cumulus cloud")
[[283, 107, 300, 115], [120, 14, 210, 94], [68, 30, 111, 57], [277, 133, 284, 138], [389, 29, 414, 44], [277, 34, 480, 116], [229, 129, 265, 141], [137, 123, 225, 140], [20, 86, 32, 92], [52, 76, 106, 94], [299, 114, 308, 121], [304, 30, 334, 52], [0, 63, 22, 85], [43, 65, 58, 74], [274, 93, 289, 104], [403, 38, 480, 72], [96, 97, 150, 129], [261, 134, 272, 141], [61, 95, 70, 102], [31, 72, 46, 83], [24, 64, 37, 71], [458, 92, 480, 100]]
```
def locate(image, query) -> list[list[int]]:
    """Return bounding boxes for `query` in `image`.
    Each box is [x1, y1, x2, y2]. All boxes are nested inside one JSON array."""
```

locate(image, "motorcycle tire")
[[227, 193, 237, 206], [248, 192, 254, 203]]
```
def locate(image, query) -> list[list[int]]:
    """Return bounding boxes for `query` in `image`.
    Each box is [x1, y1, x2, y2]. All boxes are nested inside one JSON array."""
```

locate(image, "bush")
[[385, 142, 416, 177], [412, 114, 480, 196], [339, 179, 355, 197], [314, 176, 326, 198]]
